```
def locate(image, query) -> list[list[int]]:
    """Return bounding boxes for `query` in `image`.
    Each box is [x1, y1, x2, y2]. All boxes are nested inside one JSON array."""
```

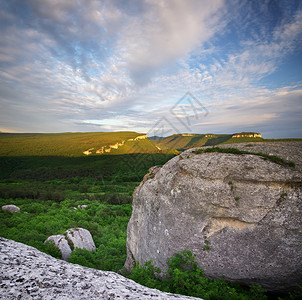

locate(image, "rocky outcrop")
[[125, 142, 302, 293], [45, 228, 96, 260], [214, 141, 302, 173], [2, 204, 20, 213], [83, 148, 94, 155], [232, 132, 262, 138], [109, 140, 125, 149], [128, 134, 148, 141], [0, 237, 199, 299], [102, 141, 126, 153], [83, 140, 126, 155], [96, 147, 104, 154]]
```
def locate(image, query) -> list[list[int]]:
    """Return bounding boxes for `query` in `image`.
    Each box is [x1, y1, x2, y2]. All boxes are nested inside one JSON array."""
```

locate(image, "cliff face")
[[232, 133, 262, 138], [128, 135, 148, 141], [125, 142, 302, 293], [0, 238, 199, 300]]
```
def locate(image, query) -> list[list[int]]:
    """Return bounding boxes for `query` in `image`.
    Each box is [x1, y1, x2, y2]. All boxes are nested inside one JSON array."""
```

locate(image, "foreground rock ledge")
[[0, 238, 199, 300], [125, 142, 302, 293]]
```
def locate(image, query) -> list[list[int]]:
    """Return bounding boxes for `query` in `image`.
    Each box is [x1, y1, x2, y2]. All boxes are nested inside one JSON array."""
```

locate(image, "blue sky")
[[0, 0, 301, 138]]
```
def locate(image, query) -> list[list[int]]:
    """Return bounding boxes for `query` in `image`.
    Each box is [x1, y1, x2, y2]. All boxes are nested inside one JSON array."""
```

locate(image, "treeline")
[[0, 185, 65, 202], [0, 153, 174, 180], [0, 179, 135, 205]]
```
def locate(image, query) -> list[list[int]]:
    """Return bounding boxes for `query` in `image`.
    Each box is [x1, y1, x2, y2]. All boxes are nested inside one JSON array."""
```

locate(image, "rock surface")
[[125, 142, 302, 292], [0, 237, 199, 299], [213, 141, 302, 172], [2, 204, 20, 213], [78, 204, 88, 209], [45, 228, 96, 260]]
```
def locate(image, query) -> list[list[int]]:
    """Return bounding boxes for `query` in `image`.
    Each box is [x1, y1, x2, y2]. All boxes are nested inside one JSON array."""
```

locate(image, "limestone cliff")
[[128, 135, 148, 141], [232, 132, 262, 138]]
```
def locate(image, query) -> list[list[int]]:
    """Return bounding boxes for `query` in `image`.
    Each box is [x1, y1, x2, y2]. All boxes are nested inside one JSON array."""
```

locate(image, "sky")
[[0, 0, 302, 138]]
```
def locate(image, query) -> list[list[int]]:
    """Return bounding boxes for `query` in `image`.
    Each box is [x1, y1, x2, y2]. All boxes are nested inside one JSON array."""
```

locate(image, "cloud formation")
[[0, 0, 301, 137]]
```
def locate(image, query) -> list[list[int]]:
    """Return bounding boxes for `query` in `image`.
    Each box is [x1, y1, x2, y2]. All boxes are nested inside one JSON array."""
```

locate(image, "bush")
[[44, 240, 62, 259], [128, 250, 268, 300]]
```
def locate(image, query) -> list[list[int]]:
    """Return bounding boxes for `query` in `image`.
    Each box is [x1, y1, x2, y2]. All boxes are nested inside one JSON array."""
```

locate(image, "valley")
[[0, 131, 301, 299]]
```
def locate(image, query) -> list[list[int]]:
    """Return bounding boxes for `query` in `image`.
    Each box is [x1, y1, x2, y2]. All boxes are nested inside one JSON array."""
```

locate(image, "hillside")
[[153, 132, 264, 151], [1, 131, 300, 157], [153, 132, 302, 151], [0, 132, 160, 157]]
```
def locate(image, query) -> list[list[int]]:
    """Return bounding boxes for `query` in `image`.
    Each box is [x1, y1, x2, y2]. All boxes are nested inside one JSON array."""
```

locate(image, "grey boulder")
[[45, 228, 96, 260], [125, 142, 302, 293], [0, 237, 199, 299], [2, 204, 20, 213]]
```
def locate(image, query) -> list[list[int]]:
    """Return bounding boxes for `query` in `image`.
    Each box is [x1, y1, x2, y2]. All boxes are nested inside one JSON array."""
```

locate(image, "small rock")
[[77, 205, 88, 210], [2, 204, 20, 213]]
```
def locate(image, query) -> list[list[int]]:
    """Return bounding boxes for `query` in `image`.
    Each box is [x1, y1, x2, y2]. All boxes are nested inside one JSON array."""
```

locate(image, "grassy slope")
[[0, 132, 159, 156], [157, 134, 196, 150], [156, 134, 237, 150], [156, 133, 302, 151]]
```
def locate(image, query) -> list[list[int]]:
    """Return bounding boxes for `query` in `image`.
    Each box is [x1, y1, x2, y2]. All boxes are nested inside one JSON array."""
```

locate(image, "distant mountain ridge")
[[0, 131, 300, 156], [152, 132, 264, 151]]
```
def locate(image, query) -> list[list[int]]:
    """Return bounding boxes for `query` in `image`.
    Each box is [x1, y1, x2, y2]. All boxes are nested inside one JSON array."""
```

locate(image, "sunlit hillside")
[[0, 132, 160, 156], [154, 132, 264, 151]]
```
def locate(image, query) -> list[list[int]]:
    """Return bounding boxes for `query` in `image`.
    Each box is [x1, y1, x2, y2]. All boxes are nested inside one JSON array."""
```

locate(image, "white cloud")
[[0, 0, 301, 137], [115, 0, 225, 85]]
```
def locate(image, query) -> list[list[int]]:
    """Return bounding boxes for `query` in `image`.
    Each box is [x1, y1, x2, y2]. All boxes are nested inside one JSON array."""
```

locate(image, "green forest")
[[0, 150, 300, 299]]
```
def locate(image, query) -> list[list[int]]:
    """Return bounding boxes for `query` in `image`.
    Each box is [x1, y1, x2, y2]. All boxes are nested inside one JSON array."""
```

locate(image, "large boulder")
[[45, 228, 96, 260], [0, 237, 198, 299], [45, 234, 71, 260], [2, 204, 20, 213], [125, 142, 302, 293]]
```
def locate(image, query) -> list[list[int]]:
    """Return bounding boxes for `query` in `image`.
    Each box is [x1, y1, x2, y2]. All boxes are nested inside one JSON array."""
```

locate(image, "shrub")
[[44, 240, 62, 259], [128, 250, 268, 300]]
